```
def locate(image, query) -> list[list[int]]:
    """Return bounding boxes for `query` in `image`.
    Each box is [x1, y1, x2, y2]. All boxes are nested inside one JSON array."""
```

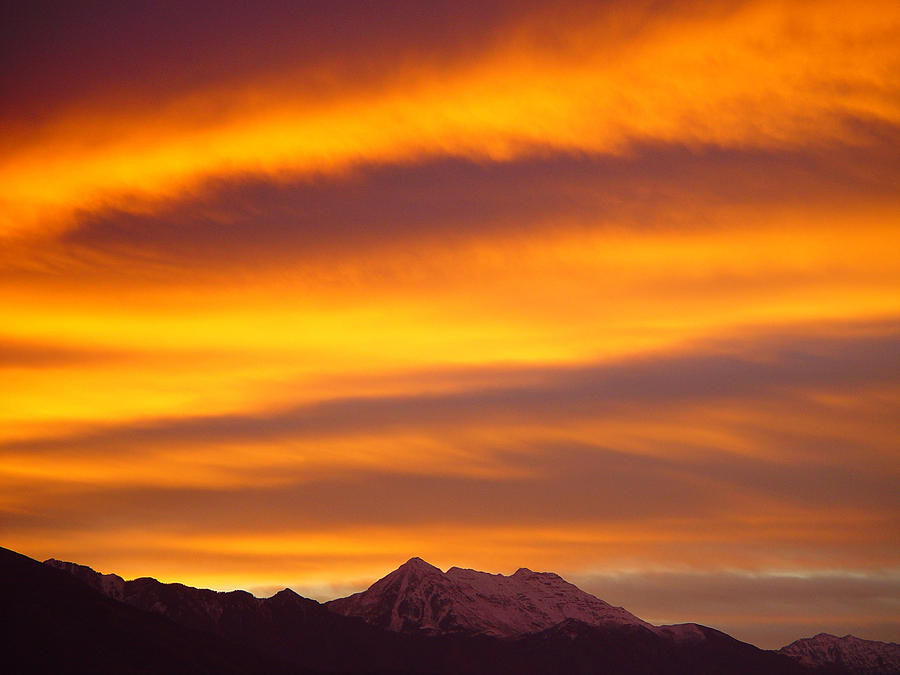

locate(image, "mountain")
[[43, 557, 420, 673], [23, 548, 884, 674], [326, 556, 651, 637], [515, 618, 807, 675], [779, 633, 900, 674], [0, 546, 298, 674], [323, 557, 807, 673], [45, 557, 127, 600]]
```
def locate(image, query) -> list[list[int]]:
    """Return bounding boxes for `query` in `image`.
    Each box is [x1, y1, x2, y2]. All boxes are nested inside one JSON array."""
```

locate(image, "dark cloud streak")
[[4, 326, 897, 455], [1, 0, 515, 129], [0, 337, 123, 368], [57, 142, 900, 271]]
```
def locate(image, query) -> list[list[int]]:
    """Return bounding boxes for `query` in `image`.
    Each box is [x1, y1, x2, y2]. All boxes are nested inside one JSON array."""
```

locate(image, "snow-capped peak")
[[326, 558, 653, 637]]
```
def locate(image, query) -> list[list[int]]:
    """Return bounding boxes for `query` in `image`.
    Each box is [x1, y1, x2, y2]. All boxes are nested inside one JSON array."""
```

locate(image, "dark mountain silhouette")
[[0, 546, 299, 674], [40, 555, 423, 673], [4, 547, 895, 674]]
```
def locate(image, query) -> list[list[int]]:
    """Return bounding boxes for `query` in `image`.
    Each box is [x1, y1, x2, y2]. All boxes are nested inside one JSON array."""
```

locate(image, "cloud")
[[3, 0, 898, 239], [4, 324, 896, 456], [8, 438, 898, 534], [1, 0, 534, 126], [46, 141, 900, 274], [3, 322, 897, 564], [0, 337, 124, 368]]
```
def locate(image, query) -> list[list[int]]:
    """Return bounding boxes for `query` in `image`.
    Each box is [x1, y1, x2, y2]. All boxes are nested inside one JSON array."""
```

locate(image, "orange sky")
[[1, 0, 899, 648]]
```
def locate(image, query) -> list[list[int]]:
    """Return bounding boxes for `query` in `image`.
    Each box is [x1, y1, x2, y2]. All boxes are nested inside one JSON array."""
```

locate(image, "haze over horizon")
[[2, 0, 899, 650]]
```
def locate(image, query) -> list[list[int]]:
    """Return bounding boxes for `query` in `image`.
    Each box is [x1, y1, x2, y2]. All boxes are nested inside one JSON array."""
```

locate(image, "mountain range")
[[3, 546, 898, 674]]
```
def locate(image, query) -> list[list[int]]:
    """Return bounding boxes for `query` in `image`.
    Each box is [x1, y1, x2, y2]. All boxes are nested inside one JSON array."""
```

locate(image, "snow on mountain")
[[779, 633, 900, 674], [326, 556, 654, 637]]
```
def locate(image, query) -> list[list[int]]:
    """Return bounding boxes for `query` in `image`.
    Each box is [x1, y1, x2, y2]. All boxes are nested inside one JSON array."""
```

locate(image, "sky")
[[1, 0, 899, 649]]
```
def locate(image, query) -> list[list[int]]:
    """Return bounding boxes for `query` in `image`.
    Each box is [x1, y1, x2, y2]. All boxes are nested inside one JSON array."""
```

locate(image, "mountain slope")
[[779, 633, 900, 674], [326, 556, 651, 637], [1, 547, 298, 674], [43, 557, 418, 673], [511, 618, 806, 675]]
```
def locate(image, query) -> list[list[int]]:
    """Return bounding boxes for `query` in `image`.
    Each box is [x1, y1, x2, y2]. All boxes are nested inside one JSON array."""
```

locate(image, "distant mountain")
[[779, 633, 900, 674], [326, 556, 651, 636], [9, 548, 888, 674]]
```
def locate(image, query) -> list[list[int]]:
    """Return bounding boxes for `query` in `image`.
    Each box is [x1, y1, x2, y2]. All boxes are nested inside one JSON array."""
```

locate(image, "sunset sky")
[[2, 0, 899, 649]]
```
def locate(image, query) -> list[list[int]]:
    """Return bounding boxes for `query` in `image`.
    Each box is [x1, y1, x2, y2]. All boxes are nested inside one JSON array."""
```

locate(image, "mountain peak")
[[271, 587, 301, 599], [398, 557, 442, 573], [511, 567, 563, 580], [327, 558, 652, 637]]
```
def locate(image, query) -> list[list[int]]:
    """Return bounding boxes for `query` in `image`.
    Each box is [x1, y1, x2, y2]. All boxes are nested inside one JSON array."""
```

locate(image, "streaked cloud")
[[3, 0, 898, 239]]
